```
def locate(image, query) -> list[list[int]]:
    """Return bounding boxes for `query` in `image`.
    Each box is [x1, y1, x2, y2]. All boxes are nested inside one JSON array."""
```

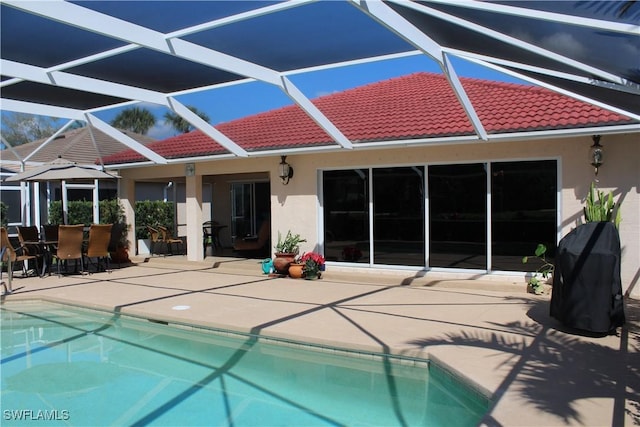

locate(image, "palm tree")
[[164, 106, 211, 134], [617, 1, 637, 18], [110, 107, 156, 135], [577, 0, 638, 18]]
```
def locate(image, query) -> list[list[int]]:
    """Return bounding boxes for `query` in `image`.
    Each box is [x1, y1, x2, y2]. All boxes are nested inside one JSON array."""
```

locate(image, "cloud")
[[147, 122, 174, 140], [539, 32, 587, 60], [315, 90, 340, 98]]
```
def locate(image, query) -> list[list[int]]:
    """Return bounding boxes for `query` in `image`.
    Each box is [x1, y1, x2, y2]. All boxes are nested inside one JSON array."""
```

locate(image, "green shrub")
[[48, 200, 92, 225], [48, 199, 175, 242], [100, 199, 126, 224], [48, 199, 129, 248]]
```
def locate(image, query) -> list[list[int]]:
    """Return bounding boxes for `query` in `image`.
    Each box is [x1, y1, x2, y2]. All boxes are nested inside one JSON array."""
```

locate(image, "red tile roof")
[[103, 72, 634, 165]]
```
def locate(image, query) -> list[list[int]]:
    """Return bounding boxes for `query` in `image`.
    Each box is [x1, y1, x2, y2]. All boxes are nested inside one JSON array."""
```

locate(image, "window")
[[0, 186, 22, 225]]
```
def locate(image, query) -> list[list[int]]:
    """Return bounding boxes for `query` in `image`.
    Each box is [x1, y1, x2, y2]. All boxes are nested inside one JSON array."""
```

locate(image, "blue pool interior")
[[1, 301, 490, 426]]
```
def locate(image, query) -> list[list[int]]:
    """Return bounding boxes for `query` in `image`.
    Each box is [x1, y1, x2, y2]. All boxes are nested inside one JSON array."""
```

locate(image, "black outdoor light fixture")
[[278, 156, 294, 185], [590, 135, 604, 176]]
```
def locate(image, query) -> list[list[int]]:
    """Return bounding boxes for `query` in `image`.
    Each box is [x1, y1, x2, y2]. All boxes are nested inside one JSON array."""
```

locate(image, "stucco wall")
[[271, 134, 638, 297], [119, 133, 639, 297]]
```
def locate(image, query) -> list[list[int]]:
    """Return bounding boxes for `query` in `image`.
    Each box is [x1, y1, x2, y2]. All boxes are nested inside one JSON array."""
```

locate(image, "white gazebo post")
[[93, 179, 99, 224], [22, 181, 31, 226], [33, 182, 41, 229], [46, 181, 52, 224], [62, 179, 68, 225]]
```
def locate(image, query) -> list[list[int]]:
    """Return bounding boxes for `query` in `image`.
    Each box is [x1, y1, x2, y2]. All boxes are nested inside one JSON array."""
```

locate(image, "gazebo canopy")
[[1, 0, 639, 166]]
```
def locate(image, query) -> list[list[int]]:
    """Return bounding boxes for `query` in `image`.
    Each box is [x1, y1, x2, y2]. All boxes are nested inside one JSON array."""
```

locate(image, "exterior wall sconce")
[[185, 162, 196, 177], [278, 155, 294, 185], [590, 135, 603, 176]]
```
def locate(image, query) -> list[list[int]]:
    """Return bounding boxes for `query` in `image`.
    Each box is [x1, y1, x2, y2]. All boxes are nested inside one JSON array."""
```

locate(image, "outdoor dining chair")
[[233, 219, 270, 257], [16, 225, 45, 275], [41, 224, 59, 242], [1, 227, 40, 285], [53, 225, 85, 276], [84, 224, 113, 273], [158, 225, 184, 255], [146, 225, 163, 255]]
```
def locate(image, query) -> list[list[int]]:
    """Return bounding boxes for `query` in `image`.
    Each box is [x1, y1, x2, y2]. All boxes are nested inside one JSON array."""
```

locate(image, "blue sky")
[[94, 54, 528, 140]]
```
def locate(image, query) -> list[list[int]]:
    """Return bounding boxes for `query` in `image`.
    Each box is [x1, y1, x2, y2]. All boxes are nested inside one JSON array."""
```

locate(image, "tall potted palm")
[[273, 231, 306, 274]]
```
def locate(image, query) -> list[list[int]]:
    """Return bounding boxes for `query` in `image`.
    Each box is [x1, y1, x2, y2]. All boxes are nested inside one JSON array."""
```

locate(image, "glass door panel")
[[322, 169, 369, 263], [428, 164, 487, 269], [373, 167, 425, 266], [491, 160, 557, 271], [230, 183, 253, 242]]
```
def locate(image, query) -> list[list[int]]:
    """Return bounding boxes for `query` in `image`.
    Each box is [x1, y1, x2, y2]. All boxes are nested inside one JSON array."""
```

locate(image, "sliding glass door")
[[321, 160, 556, 272]]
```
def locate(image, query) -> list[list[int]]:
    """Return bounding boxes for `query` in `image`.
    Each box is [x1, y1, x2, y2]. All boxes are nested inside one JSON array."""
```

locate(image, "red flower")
[[300, 252, 325, 266]]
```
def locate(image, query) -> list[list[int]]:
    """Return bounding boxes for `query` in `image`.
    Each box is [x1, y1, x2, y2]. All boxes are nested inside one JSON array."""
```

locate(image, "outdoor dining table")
[[22, 240, 58, 277], [23, 239, 88, 277]]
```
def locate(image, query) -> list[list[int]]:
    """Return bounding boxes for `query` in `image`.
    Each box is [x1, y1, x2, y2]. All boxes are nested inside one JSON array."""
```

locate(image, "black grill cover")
[[551, 222, 625, 333]]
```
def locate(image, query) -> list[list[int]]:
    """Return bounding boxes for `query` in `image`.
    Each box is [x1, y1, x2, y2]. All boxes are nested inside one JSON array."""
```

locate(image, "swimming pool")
[[1, 300, 489, 426]]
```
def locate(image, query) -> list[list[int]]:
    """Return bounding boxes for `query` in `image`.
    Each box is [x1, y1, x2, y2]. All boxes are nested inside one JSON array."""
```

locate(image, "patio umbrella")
[[4, 157, 119, 182], [4, 157, 120, 224]]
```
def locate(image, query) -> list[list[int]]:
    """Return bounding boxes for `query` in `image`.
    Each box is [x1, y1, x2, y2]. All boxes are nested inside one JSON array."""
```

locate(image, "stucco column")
[[185, 173, 204, 261], [118, 176, 136, 255]]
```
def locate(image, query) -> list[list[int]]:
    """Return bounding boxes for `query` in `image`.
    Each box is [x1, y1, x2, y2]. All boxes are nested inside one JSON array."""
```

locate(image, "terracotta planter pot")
[[110, 247, 130, 263], [273, 253, 296, 274], [288, 263, 304, 279]]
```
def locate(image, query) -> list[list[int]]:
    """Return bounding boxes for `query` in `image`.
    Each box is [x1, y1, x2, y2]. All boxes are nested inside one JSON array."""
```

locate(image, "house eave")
[[101, 123, 640, 170]]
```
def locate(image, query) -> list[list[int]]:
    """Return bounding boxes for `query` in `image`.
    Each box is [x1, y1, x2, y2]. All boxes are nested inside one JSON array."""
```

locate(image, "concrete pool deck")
[[1, 255, 638, 426]]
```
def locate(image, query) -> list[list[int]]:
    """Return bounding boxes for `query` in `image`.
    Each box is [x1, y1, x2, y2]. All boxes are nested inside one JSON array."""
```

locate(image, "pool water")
[[1, 301, 489, 426]]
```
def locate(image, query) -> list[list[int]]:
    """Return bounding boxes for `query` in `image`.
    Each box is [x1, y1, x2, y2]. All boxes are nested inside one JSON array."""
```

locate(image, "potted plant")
[[300, 252, 325, 280], [288, 256, 305, 279], [110, 222, 131, 264], [522, 243, 554, 295], [273, 231, 306, 274], [583, 182, 621, 227]]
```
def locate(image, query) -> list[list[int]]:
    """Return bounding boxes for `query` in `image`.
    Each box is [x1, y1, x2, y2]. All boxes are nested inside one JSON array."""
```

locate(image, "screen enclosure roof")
[[2, 0, 639, 167]]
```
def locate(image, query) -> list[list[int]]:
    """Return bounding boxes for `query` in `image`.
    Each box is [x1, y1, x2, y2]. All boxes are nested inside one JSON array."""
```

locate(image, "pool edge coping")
[[2, 295, 495, 407]]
